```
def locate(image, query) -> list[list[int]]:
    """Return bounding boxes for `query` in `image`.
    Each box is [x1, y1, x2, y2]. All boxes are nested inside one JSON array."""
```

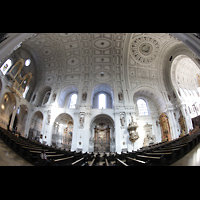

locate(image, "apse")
[[89, 114, 115, 153]]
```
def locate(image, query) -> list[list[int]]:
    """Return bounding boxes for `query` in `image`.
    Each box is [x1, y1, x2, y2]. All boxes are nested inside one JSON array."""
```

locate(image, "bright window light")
[[1, 59, 12, 75], [137, 99, 149, 116], [69, 94, 77, 108], [25, 59, 31, 66], [99, 93, 106, 109], [23, 85, 29, 98]]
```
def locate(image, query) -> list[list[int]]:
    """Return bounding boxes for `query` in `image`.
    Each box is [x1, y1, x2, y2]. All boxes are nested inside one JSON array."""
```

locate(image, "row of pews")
[[116, 130, 200, 166], [0, 126, 200, 166]]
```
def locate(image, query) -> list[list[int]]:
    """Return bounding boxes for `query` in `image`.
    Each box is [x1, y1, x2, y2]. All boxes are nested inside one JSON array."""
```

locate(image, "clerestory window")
[[69, 93, 78, 108], [137, 98, 149, 116], [99, 93, 106, 109]]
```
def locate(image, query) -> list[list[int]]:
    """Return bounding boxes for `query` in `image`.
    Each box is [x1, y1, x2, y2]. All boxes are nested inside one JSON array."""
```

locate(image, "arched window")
[[137, 99, 149, 116], [91, 84, 113, 109], [23, 85, 29, 98], [99, 93, 106, 109], [1, 59, 12, 75], [42, 91, 51, 105], [69, 93, 77, 108]]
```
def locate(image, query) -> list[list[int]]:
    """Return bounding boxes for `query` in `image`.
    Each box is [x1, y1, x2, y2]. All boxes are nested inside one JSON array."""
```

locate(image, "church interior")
[[1, 33, 200, 166]]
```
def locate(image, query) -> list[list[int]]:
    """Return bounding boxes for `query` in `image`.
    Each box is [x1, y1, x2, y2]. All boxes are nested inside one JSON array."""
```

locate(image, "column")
[[9, 106, 18, 131], [71, 112, 79, 151], [114, 111, 122, 153], [180, 104, 193, 132], [166, 110, 176, 140]]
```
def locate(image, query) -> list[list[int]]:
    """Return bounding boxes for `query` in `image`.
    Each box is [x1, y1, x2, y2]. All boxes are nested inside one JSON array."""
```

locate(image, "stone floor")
[[171, 143, 200, 166], [0, 139, 33, 166]]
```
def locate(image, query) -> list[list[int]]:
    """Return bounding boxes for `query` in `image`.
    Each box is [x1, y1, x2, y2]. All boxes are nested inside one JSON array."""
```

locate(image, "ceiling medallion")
[[130, 36, 160, 64]]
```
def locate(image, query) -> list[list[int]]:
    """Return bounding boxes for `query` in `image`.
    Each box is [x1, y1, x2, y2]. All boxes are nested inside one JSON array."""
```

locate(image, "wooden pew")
[[115, 158, 129, 166], [89, 156, 96, 166], [29, 151, 57, 164], [38, 154, 67, 166], [152, 147, 183, 158], [135, 154, 165, 166], [51, 156, 74, 166], [126, 156, 151, 166], [144, 152, 176, 164]]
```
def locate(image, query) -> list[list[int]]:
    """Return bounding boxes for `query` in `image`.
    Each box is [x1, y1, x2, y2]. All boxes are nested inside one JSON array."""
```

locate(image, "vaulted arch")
[[51, 113, 73, 149], [91, 84, 114, 109], [89, 114, 115, 153], [133, 86, 165, 113], [33, 86, 52, 106], [58, 85, 78, 108]]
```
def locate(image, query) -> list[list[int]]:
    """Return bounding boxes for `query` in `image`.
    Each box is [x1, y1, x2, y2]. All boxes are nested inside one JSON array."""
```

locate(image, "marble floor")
[[171, 143, 200, 166], [0, 139, 33, 166]]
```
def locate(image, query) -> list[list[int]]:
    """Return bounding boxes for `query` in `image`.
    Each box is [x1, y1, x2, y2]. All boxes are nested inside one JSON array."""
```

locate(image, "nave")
[[1, 126, 200, 166]]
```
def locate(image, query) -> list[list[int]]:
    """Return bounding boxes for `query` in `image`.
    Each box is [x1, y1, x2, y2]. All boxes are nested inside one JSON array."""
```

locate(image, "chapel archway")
[[16, 104, 28, 137], [0, 92, 16, 130], [51, 113, 73, 150], [171, 55, 200, 118], [28, 111, 43, 141], [90, 114, 115, 153], [133, 87, 163, 147]]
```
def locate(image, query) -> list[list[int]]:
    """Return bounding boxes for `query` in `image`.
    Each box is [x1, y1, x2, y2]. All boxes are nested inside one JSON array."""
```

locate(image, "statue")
[[143, 123, 155, 146], [79, 112, 85, 128], [197, 74, 200, 87], [159, 113, 171, 142], [127, 116, 139, 143], [120, 113, 125, 128], [82, 92, 87, 102], [52, 93, 56, 102], [118, 92, 123, 102]]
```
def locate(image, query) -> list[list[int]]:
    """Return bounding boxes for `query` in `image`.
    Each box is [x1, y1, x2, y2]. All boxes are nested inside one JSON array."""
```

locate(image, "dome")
[[0, 33, 200, 153]]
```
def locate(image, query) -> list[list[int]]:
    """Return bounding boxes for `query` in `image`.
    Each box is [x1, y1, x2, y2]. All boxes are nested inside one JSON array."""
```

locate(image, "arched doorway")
[[28, 111, 43, 141], [0, 92, 16, 130], [133, 86, 164, 146], [51, 113, 73, 150], [16, 105, 28, 137], [90, 114, 115, 153]]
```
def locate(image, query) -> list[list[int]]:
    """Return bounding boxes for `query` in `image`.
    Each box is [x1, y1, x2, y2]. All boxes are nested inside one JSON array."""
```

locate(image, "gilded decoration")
[[7, 58, 32, 98], [159, 113, 171, 142], [178, 113, 186, 137], [197, 74, 200, 87]]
